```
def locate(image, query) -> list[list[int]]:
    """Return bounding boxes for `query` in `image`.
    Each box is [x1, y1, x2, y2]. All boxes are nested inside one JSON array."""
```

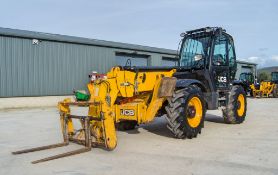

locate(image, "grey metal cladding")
[[0, 35, 116, 97], [0, 27, 179, 97], [0, 27, 177, 55]]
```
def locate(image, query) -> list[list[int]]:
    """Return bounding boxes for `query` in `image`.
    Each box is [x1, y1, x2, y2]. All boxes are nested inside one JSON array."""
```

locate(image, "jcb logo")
[[218, 76, 227, 83], [120, 109, 135, 116]]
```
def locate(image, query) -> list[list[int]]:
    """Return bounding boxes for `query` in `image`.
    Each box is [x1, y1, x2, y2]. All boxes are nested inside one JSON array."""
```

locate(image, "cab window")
[[228, 39, 236, 67], [227, 37, 237, 79], [213, 35, 228, 66]]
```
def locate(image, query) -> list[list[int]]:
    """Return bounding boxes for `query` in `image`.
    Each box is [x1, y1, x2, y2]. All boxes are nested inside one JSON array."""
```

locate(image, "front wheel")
[[165, 86, 206, 139], [223, 85, 247, 124]]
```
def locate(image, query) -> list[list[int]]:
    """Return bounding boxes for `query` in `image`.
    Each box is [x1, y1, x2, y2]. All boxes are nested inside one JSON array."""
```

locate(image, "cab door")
[[211, 33, 235, 90]]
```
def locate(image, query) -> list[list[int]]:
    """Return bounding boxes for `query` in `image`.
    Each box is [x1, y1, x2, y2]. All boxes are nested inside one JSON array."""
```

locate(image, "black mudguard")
[[232, 80, 247, 93], [232, 80, 244, 86], [176, 79, 206, 91], [175, 79, 218, 110]]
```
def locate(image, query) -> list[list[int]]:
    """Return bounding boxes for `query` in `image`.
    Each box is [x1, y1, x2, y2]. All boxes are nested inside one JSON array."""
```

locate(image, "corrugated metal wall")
[[0, 36, 116, 97], [0, 35, 176, 97]]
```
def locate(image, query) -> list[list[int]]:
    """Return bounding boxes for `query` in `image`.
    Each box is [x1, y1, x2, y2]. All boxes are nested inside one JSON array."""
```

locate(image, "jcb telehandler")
[[250, 71, 278, 98], [271, 71, 278, 97], [239, 72, 255, 96], [13, 27, 247, 164]]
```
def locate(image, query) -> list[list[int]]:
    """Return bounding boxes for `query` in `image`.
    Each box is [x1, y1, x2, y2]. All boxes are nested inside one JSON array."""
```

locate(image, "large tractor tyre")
[[223, 85, 247, 124], [165, 86, 206, 139], [116, 121, 137, 131], [273, 85, 278, 98]]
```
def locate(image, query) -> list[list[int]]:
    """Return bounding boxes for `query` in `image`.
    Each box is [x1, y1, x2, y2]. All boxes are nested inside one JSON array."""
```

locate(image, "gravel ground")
[[0, 98, 278, 175]]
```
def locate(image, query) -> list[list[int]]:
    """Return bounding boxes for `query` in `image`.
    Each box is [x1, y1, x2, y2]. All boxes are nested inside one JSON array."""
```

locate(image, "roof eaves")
[[0, 27, 177, 55]]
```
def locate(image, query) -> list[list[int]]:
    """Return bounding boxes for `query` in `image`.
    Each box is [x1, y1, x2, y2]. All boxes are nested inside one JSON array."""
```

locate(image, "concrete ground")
[[0, 98, 277, 175]]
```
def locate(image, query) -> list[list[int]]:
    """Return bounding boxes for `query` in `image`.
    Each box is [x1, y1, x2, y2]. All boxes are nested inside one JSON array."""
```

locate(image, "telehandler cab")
[[12, 27, 247, 163]]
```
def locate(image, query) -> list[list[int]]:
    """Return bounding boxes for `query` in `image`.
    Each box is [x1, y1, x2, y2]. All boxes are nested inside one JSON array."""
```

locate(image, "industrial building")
[[235, 60, 257, 80], [0, 27, 256, 97], [0, 28, 178, 97]]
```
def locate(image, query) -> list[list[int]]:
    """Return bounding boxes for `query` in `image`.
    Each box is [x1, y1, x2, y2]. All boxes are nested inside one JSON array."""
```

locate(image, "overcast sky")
[[0, 0, 277, 68]]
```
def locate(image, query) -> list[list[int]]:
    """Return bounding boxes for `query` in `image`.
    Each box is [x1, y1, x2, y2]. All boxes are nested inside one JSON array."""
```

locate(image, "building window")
[[161, 57, 178, 66], [115, 52, 149, 66]]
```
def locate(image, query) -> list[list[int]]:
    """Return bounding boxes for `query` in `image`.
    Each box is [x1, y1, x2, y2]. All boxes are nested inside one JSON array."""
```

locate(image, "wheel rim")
[[187, 97, 203, 128], [237, 94, 245, 117]]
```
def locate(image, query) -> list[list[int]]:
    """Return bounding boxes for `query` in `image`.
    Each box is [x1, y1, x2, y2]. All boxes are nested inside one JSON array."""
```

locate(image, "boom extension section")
[[12, 67, 177, 163]]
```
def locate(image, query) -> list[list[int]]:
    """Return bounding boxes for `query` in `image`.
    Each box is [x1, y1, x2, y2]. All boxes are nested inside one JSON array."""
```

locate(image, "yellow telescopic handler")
[[12, 27, 247, 164]]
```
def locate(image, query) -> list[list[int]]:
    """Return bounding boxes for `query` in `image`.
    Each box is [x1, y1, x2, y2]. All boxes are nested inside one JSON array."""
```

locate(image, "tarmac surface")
[[0, 98, 278, 175]]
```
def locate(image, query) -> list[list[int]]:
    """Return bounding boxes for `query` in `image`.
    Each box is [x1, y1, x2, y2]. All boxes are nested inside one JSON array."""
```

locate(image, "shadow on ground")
[[140, 118, 174, 138], [205, 113, 225, 124], [122, 117, 173, 138], [123, 113, 225, 138]]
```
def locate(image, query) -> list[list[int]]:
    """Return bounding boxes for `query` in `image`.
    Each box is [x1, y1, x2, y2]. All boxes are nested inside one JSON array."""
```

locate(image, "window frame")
[[210, 33, 236, 68], [179, 34, 212, 69], [212, 34, 229, 66]]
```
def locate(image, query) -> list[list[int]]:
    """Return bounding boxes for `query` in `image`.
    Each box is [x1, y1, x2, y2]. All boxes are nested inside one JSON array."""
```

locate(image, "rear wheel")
[[165, 86, 206, 139], [223, 85, 247, 124], [116, 121, 137, 131]]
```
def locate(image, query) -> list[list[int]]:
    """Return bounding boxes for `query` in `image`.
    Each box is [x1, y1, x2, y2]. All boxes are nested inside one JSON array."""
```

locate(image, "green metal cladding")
[[0, 27, 176, 97]]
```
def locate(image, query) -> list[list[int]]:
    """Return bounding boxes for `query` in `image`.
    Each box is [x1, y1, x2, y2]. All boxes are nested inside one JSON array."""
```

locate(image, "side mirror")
[[194, 54, 203, 61]]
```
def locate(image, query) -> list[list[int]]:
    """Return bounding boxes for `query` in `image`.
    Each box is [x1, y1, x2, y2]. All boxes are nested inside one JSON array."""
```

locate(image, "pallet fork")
[[12, 101, 101, 164]]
